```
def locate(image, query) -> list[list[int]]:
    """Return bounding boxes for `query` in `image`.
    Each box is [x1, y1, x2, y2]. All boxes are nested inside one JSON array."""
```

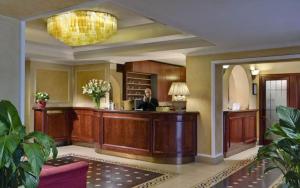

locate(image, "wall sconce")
[[222, 65, 230, 74], [250, 66, 260, 80], [168, 82, 190, 111], [222, 65, 230, 69]]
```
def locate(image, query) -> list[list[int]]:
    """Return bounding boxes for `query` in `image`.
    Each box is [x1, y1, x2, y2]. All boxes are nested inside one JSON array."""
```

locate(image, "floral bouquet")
[[35, 91, 50, 108], [82, 79, 111, 109]]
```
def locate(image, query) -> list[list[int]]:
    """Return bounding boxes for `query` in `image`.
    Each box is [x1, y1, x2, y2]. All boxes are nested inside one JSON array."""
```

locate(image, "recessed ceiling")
[[112, 0, 300, 55], [0, 0, 92, 20], [25, 1, 213, 65], [3, 0, 300, 61]]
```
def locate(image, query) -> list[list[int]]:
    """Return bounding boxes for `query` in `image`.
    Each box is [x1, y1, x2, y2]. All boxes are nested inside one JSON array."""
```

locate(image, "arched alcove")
[[224, 65, 251, 110]]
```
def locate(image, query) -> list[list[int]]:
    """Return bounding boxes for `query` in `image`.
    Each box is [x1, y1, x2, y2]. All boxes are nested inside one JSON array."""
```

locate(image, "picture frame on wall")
[[252, 83, 257, 95]]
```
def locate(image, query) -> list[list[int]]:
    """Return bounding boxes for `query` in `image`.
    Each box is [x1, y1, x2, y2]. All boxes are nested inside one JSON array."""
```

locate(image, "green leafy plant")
[[35, 92, 49, 103], [0, 100, 57, 188], [255, 106, 300, 187]]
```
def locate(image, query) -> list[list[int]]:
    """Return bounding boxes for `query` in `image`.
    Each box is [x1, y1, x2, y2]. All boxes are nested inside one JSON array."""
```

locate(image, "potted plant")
[[82, 79, 111, 109], [254, 106, 300, 187], [35, 92, 50, 109], [0, 100, 57, 188]]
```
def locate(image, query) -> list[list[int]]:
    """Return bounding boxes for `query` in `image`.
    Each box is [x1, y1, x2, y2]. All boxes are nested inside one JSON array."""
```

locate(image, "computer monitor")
[[134, 99, 143, 110]]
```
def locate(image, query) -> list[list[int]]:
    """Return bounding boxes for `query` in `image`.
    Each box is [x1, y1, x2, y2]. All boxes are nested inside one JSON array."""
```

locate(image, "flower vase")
[[37, 101, 46, 109], [93, 97, 101, 109]]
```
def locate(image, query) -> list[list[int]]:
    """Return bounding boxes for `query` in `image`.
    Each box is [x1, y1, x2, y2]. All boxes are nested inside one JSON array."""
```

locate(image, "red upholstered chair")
[[38, 161, 89, 188]]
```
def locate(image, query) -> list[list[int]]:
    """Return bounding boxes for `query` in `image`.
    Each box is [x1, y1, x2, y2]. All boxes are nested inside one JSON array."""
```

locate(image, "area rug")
[[46, 153, 174, 188], [192, 156, 281, 188]]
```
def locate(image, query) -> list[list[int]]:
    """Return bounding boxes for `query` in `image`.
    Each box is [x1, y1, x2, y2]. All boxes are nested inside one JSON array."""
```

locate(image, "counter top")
[[33, 106, 199, 164], [33, 106, 199, 115], [223, 109, 258, 113]]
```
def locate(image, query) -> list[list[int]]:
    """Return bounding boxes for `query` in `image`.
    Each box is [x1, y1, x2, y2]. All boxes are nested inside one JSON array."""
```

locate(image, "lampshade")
[[168, 82, 190, 96], [47, 10, 117, 46]]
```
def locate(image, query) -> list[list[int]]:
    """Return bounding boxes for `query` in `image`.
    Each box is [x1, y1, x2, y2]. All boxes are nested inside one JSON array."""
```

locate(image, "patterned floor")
[[45, 154, 172, 188], [212, 160, 281, 188]]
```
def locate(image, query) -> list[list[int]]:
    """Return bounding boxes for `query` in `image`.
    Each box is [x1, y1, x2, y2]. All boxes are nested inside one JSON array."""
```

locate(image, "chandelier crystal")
[[47, 10, 117, 46]]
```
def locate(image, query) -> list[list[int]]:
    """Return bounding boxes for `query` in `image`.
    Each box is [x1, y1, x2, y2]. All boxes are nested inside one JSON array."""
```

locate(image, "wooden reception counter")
[[33, 107, 198, 164]]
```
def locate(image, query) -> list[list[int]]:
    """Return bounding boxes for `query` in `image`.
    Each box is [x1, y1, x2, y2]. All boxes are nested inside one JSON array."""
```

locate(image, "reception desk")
[[33, 107, 198, 164]]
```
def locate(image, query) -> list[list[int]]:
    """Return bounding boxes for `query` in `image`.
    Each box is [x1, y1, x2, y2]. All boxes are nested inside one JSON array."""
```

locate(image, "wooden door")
[[259, 75, 289, 145]]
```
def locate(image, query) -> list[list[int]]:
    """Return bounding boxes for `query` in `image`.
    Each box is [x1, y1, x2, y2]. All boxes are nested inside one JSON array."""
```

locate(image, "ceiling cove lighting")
[[47, 10, 117, 46]]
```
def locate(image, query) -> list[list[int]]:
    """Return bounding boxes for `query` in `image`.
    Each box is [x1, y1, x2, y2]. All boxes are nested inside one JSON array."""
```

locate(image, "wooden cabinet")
[[152, 114, 196, 157], [122, 60, 186, 102], [101, 112, 152, 155], [71, 109, 101, 146], [33, 107, 198, 164], [223, 110, 257, 157], [34, 108, 71, 145]]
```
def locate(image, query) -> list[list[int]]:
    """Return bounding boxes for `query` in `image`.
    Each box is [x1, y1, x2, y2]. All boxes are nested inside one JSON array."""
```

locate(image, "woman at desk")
[[137, 88, 159, 111]]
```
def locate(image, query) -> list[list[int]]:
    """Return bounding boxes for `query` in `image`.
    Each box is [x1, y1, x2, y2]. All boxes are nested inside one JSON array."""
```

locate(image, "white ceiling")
[[0, 0, 92, 19], [7, 0, 300, 65], [112, 0, 300, 54]]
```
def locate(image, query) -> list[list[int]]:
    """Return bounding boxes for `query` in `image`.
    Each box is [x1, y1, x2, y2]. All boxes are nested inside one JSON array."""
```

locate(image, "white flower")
[[82, 79, 111, 99]]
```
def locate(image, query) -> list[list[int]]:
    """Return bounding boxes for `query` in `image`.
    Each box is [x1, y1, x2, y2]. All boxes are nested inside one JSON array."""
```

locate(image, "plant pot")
[[37, 101, 47, 109]]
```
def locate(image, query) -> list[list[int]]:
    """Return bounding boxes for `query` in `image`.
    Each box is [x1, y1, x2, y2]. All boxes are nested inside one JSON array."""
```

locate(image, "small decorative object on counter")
[[35, 91, 50, 109], [82, 79, 111, 109]]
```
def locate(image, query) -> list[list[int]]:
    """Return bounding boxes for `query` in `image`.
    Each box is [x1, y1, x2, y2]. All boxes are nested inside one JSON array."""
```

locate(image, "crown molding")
[[26, 41, 74, 61]]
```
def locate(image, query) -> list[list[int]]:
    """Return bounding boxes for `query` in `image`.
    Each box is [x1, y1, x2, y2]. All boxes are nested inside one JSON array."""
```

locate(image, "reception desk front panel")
[[33, 107, 198, 164]]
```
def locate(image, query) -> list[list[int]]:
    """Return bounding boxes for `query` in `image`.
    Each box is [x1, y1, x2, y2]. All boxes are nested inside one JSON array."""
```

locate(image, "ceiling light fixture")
[[47, 10, 117, 46]]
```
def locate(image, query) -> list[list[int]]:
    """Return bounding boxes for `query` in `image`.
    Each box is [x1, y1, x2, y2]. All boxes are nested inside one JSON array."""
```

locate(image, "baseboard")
[[196, 153, 224, 164]]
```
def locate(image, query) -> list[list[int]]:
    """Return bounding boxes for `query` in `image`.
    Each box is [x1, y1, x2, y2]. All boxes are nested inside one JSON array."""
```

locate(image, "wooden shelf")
[[127, 72, 152, 76], [124, 71, 153, 100], [126, 83, 151, 86], [127, 89, 145, 91], [127, 77, 151, 81], [127, 94, 144, 96]]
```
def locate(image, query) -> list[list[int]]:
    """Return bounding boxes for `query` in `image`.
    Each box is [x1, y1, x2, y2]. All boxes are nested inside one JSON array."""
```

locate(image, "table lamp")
[[168, 82, 190, 111]]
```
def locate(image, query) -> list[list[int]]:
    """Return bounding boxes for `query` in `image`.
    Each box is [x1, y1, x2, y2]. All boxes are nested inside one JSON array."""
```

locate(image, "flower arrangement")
[[35, 92, 50, 102], [82, 79, 111, 108], [35, 92, 50, 108]]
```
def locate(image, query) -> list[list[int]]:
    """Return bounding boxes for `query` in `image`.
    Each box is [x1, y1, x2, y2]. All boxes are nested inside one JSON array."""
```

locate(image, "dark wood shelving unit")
[[125, 72, 153, 100], [120, 60, 186, 102]]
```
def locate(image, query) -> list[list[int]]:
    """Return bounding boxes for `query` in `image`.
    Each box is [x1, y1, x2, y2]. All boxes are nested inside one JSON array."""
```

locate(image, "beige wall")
[[73, 63, 110, 107], [26, 60, 124, 131], [186, 46, 300, 159], [0, 15, 22, 112], [186, 57, 212, 155], [109, 64, 123, 109], [256, 61, 300, 74], [26, 60, 73, 132]]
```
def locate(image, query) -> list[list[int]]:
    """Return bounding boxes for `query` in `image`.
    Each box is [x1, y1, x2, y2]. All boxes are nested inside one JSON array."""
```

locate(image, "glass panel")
[[265, 80, 288, 140]]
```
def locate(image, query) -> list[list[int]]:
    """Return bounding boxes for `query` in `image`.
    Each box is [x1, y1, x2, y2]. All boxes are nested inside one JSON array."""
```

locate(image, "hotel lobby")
[[1, 1, 300, 188]]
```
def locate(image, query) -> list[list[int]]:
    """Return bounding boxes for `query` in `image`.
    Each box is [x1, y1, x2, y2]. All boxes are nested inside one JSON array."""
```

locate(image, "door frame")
[[259, 74, 290, 145], [210, 54, 300, 160]]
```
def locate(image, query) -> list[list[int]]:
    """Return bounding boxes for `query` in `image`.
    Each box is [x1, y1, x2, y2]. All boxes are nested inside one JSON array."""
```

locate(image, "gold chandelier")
[[47, 10, 117, 46]]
